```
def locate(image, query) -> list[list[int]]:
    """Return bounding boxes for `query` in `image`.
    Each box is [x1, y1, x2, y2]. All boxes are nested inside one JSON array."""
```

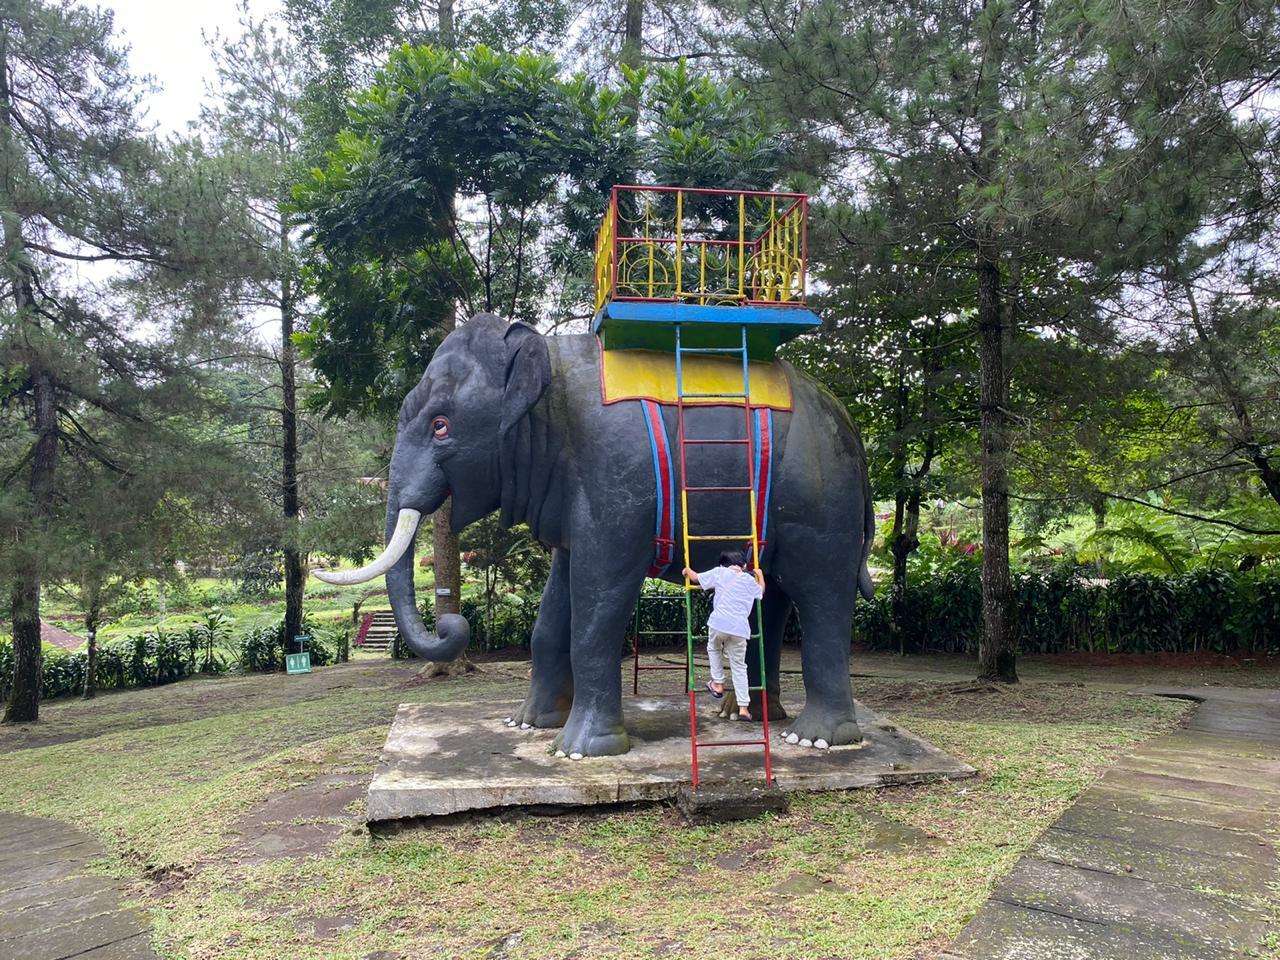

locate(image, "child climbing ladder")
[[683, 551, 765, 720]]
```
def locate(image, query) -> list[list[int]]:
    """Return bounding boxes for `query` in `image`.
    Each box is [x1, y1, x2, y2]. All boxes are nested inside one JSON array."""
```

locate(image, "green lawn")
[[40, 562, 444, 646], [0, 652, 1205, 960]]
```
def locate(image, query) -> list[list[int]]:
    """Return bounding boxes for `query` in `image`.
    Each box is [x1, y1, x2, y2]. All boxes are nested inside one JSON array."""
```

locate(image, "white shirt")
[[697, 566, 763, 638]]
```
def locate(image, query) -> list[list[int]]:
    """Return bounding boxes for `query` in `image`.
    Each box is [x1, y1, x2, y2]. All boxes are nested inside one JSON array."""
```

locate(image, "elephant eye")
[[430, 416, 450, 439]]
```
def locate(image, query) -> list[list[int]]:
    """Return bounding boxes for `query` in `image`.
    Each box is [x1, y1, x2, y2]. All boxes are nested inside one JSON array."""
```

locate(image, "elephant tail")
[[858, 466, 876, 601]]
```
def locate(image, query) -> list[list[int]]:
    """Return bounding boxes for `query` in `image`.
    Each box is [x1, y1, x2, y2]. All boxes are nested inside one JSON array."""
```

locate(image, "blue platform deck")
[[593, 301, 820, 360]]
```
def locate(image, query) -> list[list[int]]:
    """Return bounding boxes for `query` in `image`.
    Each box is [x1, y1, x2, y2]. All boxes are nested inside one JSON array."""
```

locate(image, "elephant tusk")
[[312, 509, 421, 585]]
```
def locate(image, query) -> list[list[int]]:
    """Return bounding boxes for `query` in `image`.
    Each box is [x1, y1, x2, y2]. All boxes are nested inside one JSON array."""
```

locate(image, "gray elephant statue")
[[314, 312, 874, 758]]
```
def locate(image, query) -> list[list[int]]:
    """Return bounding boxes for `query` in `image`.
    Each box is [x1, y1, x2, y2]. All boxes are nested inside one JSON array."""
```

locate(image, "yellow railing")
[[594, 201, 617, 313], [594, 185, 807, 310]]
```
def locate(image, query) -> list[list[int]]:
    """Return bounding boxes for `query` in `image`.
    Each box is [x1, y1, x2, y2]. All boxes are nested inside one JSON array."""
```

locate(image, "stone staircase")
[[359, 610, 398, 654]]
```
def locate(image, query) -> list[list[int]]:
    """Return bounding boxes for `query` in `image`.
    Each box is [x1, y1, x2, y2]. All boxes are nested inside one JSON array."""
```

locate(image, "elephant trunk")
[[383, 497, 470, 661]]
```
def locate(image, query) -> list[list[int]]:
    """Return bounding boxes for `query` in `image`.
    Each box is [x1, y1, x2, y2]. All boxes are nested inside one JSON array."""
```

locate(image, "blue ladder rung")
[[677, 346, 746, 354], [680, 392, 747, 399]]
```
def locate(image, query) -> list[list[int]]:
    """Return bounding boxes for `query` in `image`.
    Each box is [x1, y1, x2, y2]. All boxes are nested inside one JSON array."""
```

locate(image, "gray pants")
[[707, 629, 750, 708]]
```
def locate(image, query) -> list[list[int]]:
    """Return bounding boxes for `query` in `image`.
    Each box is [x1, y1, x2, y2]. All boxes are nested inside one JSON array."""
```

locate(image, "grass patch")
[[0, 657, 1193, 959]]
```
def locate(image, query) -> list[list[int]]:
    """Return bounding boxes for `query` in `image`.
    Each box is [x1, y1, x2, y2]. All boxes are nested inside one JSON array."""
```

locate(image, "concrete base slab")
[[366, 697, 975, 822]]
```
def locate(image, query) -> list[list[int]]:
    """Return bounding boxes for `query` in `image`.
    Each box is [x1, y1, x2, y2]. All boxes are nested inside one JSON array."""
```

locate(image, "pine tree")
[[203, 4, 312, 658], [720, 0, 1280, 681], [0, 1, 254, 720]]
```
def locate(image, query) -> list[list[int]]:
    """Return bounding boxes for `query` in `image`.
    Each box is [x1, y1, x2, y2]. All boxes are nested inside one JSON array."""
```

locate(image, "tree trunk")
[[618, 0, 644, 127], [437, 0, 455, 45], [975, 246, 1017, 682], [83, 628, 98, 699], [82, 592, 100, 699], [5, 368, 57, 722], [432, 503, 462, 618], [429, 280, 462, 630], [621, 0, 644, 72], [280, 210, 305, 654], [890, 487, 922, 656]]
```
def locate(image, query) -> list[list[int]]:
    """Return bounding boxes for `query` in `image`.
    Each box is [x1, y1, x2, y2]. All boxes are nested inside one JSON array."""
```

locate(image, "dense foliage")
[[854, 567, 1280, 657], [3, 0, 1280, 721], [0, 616, 342, 703]]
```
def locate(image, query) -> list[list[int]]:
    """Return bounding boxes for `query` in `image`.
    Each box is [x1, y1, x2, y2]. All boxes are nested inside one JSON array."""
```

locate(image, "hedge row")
[[408, 567, 1280, 657], [0, 619, 345, 703], [854, 567, 1280, 655]]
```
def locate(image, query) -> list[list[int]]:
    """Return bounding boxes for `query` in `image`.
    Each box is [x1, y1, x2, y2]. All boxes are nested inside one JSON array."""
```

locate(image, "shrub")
[[0, 630, 204, 703], [234, 615, 334, 672], [857, 565, 1280, 656]]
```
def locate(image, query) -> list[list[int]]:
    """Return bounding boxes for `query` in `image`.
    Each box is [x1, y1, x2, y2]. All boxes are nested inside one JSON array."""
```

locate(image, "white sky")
[[103, 0, 283, 135]]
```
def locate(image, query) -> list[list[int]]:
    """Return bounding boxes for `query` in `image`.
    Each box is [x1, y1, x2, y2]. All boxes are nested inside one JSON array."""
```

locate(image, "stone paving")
[[0, 814, 156, 960], [942, 686, 1280, 960]]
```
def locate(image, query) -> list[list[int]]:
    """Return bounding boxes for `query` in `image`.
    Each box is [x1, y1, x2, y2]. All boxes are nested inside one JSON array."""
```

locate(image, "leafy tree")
[[285, 3, 576, 625], [284, 0, 572, 163], [461, 515, 550, 645], [0, 1, 257, 721], [51, 408, 249, 697], [294, 45, 634, 419], [785, 196, 980, 652], [1132, 269, 1280, 527]]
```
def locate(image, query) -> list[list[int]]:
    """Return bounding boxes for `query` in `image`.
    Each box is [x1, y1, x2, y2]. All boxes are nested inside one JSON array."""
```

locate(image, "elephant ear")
[[501, 321, 551, 435]]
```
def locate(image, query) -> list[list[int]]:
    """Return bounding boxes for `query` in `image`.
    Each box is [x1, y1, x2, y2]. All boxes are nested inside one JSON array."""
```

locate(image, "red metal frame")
[[631, 636, 688, 695]]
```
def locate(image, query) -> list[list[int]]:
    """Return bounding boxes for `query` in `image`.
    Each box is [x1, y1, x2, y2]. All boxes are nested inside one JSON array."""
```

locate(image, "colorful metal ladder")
[[676, 322, 773, 788], [630, 592, 688, 695]]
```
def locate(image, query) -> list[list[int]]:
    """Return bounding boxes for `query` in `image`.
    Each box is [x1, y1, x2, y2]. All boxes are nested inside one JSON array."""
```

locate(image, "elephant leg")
[[549, 550, 647, 758], [508, 548, 572, 729], [781, 577, 861, 748]]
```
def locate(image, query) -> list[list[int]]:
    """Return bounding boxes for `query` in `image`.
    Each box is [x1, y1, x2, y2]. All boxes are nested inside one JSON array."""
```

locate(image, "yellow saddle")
[[599, 347, 792, 410]]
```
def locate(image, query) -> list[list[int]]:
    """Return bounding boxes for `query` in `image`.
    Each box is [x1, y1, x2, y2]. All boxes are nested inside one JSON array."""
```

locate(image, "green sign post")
[[286, 634, 312, 675]]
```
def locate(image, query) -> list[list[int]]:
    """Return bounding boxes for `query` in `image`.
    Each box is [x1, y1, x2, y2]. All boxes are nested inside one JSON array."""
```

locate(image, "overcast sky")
[[104, 0, 283, 135]]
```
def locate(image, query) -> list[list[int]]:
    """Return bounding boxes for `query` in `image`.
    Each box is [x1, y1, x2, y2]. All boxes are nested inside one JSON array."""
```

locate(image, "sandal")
[[731, 710, 753, 722], [705, 680, 724, 700]]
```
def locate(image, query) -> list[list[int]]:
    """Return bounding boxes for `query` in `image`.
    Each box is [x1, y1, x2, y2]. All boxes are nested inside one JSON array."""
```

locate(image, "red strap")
[[643, 400, 675, 576], [748, 408, 771, 568]]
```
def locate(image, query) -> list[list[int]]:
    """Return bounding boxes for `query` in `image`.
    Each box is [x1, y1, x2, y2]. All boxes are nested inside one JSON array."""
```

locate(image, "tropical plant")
[[197, 610, 235, 673]]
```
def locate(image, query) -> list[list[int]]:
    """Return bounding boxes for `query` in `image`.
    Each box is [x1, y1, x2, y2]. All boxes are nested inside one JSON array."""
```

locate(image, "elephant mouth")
[[312, 509, 421, 585]]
